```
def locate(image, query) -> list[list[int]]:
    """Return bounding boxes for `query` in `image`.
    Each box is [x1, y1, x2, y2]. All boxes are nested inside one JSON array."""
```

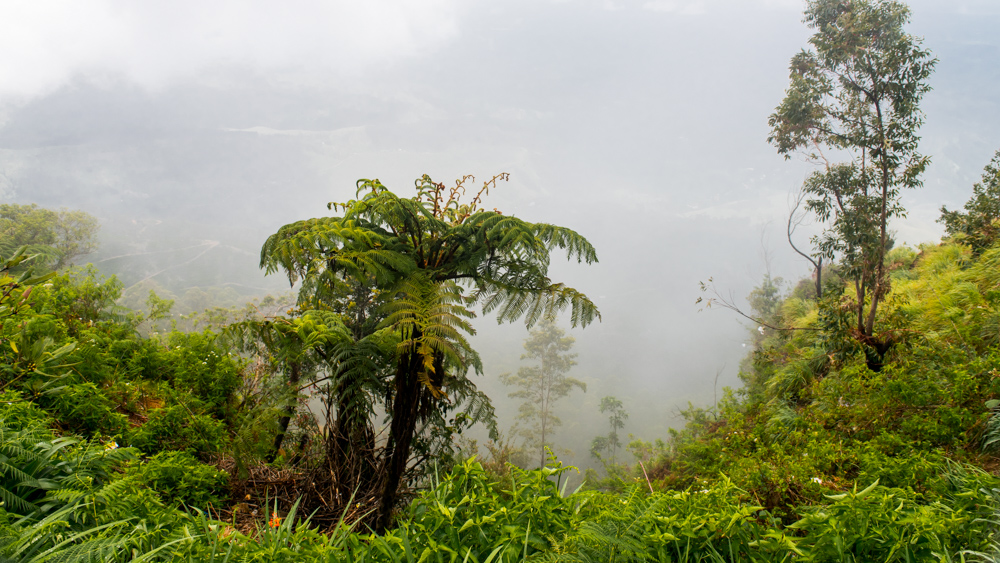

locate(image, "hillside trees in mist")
[[940, 149, 1000, 254], [768, 0, 936, 371], [0, 203, 98, 272], [501, 318, 585, 468], [590, 395, 628, 466], [261, 173, 600, 530]]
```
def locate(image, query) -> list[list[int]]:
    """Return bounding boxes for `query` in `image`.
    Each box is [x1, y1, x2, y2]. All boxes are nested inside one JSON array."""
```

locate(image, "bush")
[[127, 450, 228, 510], [40, 381, 128, 437], [163, 330, 242, 419], [130, 404, 228, 457]]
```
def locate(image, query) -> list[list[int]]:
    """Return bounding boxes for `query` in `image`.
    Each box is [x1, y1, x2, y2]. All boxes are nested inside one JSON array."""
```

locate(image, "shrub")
[[130, 405, 228, 457], [163, 330, 242, 419], [127, 450, 228, 510], [40, 381, 128, 437]]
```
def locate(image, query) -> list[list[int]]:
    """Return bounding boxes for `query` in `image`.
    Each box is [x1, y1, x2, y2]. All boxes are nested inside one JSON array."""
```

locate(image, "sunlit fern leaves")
[[897, 243, 1000, 351], [381, 276, 480, 397], [983, 400, 1000, 452], [765, 361, 811, 403], [537, 488, 664, 563]]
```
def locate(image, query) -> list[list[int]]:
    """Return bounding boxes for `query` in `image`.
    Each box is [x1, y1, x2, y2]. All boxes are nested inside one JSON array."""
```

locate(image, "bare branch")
[[696, 279, 820, 332], [787, 189, 820, 270]]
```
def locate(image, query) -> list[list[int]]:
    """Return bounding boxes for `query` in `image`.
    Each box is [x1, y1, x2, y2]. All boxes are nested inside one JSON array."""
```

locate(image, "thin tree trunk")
[[540, 389, 549, 468], [815, 257, 822, 300], [866, 100, 891, 337], [855, 278, 865, 336]]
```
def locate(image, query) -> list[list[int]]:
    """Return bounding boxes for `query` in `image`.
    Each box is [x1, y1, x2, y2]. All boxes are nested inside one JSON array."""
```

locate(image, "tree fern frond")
[[532, 223, 600, 265]]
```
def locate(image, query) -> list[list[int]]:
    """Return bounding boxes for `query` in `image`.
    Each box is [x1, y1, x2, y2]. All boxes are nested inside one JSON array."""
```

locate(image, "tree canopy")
[[0, 204, 99, 271], [940, 149, 1000, 253]]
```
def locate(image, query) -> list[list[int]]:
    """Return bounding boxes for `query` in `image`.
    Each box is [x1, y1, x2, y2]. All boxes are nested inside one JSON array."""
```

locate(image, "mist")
[[2, 0, 999, 471]]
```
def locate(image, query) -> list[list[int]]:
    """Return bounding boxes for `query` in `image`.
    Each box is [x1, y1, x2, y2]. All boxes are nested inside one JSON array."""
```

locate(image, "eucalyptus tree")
[[501, 318, 585, 468], [261, 174, 599, 530], [768, 0, 936, 370]]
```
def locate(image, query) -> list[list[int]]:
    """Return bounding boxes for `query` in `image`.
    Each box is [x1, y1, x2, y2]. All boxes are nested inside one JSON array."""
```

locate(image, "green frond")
[[483, 282, 601, 329], [263, 175, 600, 330], [0, 484, 38, 514], [532, 223, 599, 264]]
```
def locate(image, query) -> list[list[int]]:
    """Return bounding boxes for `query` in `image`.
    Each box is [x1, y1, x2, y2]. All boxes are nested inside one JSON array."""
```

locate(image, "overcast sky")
[[2, 0, 998, 460]]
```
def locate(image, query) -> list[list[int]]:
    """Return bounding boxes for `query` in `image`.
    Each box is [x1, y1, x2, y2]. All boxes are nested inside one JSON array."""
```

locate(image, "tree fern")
[[261, 174, 601, 531]]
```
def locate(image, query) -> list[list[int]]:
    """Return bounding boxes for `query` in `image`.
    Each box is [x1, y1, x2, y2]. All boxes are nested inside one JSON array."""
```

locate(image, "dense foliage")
[[0, 203, 98, 272], [8, 178, 1000, 560]]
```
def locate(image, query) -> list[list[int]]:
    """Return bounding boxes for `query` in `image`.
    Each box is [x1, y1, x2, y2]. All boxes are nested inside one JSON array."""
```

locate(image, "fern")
[[536, 488, 675, 563], [984, 401, 1000, 452], [261, 175, 600, 330], [261, 174, 601, 529]]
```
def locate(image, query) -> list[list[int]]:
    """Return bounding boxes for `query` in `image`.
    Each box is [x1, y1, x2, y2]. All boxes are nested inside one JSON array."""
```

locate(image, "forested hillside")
[[4, 161, 1000, 561]]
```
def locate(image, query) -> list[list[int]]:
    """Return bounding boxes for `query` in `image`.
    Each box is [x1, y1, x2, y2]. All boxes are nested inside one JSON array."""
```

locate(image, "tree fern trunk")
[[374, 347, 423, 532], [267, 361, 301, 464], [326, 391, 377, 506]]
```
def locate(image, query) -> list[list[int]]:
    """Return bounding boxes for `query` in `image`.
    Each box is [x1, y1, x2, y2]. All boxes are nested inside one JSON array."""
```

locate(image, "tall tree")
[[501, 318, 586, 468], [768, 0, 936, 370], [261, 174, 599, 531], [590, 396, 628, 466]]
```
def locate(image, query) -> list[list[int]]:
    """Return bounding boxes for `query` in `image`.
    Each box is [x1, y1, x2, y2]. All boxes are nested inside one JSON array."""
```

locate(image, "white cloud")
[[0, 0, 460, 99], [641, 0, 798, 14]]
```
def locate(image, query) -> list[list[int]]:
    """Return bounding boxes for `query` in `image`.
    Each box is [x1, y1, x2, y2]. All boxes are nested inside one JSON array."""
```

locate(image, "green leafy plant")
[[126, 450, 229, 510], [130, 404, 228, 457]]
